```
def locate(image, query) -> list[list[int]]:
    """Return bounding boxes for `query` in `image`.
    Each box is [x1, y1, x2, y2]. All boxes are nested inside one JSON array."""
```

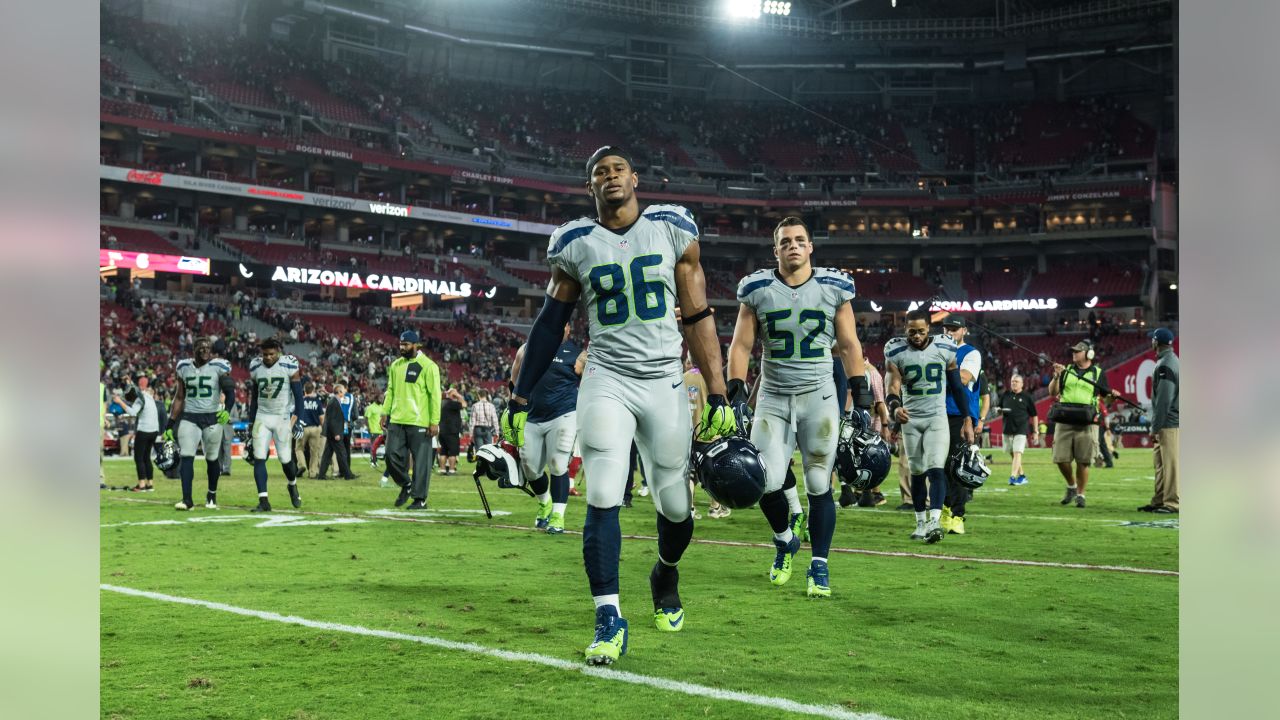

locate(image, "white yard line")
[[104, 496, 1178, 577], [101, 584, 893, 720]]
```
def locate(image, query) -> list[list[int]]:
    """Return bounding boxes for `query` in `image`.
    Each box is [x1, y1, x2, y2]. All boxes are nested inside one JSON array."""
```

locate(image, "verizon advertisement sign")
[[101, 166, 556, 236]]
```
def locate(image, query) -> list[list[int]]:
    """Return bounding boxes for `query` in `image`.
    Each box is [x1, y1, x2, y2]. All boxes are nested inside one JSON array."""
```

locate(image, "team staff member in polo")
[[385, 330, 441, 510], [1048, 340, 1122, 508], [1140, 328, 1179, 513]]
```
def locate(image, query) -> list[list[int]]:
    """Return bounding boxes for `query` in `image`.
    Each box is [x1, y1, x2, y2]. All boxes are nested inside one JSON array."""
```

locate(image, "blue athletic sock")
[[911, 474, 928, 512], [530, 472, 550, 496], [179, 457, 195, 502], [927, 468, 948, 511], [807, 490, 836, 559], [582, 505, 621, 597], [254, 460, 269, 494], [758, 489, 792, 534], [655, 513, 694, 566], [283, 460, 298, 484], [550, 472, 570, 503], [206, 460, 220, 495]]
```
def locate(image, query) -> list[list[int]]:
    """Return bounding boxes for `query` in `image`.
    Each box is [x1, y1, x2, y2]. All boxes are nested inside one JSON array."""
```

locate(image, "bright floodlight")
[[763, 1, 792, 15], [726, 0, 761, 18]]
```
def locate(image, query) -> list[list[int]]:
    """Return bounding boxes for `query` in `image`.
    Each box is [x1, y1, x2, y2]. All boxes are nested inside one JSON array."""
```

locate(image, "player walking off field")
[[166, 337, 235, 511], [727, 217, 871, 598], [246, 338, 304, 512], [504, 146, 736, 665]]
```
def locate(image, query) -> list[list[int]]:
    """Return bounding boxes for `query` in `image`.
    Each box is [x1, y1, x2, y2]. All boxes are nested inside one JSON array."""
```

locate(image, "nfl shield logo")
[[792, 291, 800, 300], [619, 239, 630, 249]]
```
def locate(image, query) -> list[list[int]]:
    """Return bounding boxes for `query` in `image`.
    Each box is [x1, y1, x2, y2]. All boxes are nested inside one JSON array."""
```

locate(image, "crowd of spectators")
[[101, 8, 1156, 189]]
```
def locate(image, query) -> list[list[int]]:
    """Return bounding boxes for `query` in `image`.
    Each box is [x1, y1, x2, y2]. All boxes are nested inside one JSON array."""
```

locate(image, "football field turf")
[[100, 448, 1177, 720]]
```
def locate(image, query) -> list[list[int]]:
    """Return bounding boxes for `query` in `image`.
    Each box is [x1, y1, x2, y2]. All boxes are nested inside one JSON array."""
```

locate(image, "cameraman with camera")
[[1048, 340, 1122, 508]]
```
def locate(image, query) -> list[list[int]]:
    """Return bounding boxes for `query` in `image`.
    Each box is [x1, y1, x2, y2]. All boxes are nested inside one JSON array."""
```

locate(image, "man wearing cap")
[[384, 330, 441, 510], [941, 315, 981, 534], [1049, 339, 1122, 508], [1140, 328, 1179, 513]]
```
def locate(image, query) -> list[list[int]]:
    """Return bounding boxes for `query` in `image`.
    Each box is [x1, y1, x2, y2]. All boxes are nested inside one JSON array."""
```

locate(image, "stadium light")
[[726, 0, 761, 19], [763, 1, 792, 15]]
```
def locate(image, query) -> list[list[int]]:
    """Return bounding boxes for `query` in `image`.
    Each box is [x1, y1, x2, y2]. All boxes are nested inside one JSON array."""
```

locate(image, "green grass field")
[[100, 447, 1177, 720]]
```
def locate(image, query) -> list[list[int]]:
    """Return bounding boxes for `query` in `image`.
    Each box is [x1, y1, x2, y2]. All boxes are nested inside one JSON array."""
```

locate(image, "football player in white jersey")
[[503, 146, 737, 666], [884, 310, 975, 543], [727, 217, 871, 598], [163, 337, 235, 510], [246, 338, 305, 512]]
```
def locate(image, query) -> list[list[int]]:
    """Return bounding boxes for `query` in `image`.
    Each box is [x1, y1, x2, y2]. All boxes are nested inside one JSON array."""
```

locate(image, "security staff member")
[[294, 382, 324, 477], [1140, 328, 1179, 513], [942, 316, 981, 534], [1049, 340, 1122, 508], [384, 331, 441, 510]]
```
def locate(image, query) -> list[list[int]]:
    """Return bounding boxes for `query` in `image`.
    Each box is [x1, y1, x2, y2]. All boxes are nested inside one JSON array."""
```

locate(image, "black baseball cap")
[[942, 316, 966, 329], [585, 146, 634, 177]]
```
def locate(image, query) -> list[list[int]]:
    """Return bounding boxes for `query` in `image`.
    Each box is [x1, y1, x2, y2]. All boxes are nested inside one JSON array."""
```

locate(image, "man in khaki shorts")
[[1048, 340, 1122, 508]]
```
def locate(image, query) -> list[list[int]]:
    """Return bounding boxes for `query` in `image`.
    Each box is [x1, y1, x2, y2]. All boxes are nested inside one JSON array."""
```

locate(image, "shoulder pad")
[[249, 357, 262, 371], [548, 218, 596, 256], [176, 358, 193, 371]]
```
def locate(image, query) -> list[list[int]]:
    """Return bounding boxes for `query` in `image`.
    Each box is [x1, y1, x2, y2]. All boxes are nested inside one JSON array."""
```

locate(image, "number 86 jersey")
[[736, 267, 856, 395], [546, 204, 698, 380]]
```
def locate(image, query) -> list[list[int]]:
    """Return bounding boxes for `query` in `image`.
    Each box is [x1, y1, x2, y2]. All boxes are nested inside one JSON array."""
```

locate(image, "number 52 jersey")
[[736, 267, 856, 395], [546, 204, 698, 380]]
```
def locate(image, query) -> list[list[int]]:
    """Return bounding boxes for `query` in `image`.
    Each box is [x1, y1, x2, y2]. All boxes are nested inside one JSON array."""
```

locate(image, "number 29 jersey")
[[546, 204, 698, 380], [736, 267, 856, 395], [884, 334, 958, 419], [249, 355, 299, 416]]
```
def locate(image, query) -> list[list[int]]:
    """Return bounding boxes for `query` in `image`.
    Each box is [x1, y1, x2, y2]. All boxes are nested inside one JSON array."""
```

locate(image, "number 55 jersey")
[[546, 204, 698, 380]]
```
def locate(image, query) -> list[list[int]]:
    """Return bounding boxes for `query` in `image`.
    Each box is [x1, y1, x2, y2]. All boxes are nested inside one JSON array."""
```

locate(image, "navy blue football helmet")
[[946, 443, 990, 490], [153, 438, 179, 472], [693, 436, 768, 509], [835, 413, 891, 491]]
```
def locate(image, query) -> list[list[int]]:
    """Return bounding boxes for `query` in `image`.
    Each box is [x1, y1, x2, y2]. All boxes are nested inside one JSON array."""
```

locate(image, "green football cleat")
[[806, 561, 831, 598], [546, 510, 565, 534], [770, 534, 802, 586], [535, 500, 553, 529], [790, 512, 809, 543], [653, 607, 684, 632], [584, 612, 628, 665]]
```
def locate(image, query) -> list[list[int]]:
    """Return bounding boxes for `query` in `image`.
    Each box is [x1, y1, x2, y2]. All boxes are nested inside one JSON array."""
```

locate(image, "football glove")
[[243, 438, 256, 465], [698, 394, 738, 441], [161, 428, 174, 443], [293, 420, 306, 440], [501, 400, 527, 447], [216, 409, 231, 425]]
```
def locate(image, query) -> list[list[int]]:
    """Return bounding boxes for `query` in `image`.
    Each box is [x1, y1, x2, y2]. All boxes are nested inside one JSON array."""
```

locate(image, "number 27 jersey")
[[884, 335, 958, 419], [249, 355, 299, 416], [546, 204, 698, 379]]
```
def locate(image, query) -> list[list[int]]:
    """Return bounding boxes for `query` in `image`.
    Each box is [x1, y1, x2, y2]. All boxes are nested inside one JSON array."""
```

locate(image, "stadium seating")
[[101, 225, 184, 255]]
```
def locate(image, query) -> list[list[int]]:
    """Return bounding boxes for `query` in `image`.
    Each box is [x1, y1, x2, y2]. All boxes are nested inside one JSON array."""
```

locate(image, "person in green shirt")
[[365, 394, 388, 485], [384, 331, 441, 509]]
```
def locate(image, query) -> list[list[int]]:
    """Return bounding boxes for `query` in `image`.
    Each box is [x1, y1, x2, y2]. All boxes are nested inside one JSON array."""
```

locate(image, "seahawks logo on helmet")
[[834, 411, 891, 491], [692, 436, 767, 509], [473, 443, 532, 495], [946, 443, 990, 490], [153, 438, 179, 472]]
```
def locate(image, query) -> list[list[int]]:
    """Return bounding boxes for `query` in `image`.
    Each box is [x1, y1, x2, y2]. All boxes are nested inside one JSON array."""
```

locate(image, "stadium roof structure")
[[493, 0, 1174, 39]]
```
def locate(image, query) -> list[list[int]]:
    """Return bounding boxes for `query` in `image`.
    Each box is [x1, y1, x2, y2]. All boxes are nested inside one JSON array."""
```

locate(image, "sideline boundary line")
[[101, 584, 892, 720], [104, 496, 1178, 577]]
